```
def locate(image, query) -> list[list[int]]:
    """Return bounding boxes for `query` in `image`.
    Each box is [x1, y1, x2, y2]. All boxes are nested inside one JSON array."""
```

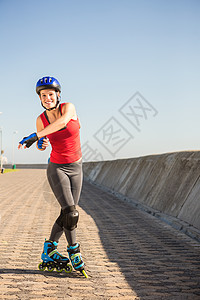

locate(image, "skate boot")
[[38, 240, 72, 273], [67, 243, 88, 278]]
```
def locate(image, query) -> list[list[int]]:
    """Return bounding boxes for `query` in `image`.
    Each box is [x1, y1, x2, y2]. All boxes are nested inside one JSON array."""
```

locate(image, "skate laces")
[[51, 242, 67, 259], [44, 240, 64, 260]]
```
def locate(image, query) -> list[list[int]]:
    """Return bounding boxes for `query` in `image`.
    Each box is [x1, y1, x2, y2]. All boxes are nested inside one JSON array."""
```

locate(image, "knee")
[[63, 205, 79, 231]]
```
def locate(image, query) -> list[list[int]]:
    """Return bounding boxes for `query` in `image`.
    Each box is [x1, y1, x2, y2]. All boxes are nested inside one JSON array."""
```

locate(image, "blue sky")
[[0, 0, 200, 163]]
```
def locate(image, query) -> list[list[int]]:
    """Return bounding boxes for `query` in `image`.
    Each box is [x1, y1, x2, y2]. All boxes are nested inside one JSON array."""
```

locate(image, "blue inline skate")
[[38, 240, 72, 273], [67, 243, 88, 278]]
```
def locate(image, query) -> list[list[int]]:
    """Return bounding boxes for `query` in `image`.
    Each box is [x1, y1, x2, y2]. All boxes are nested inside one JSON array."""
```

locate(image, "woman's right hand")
[[37, 137, 49, 151]]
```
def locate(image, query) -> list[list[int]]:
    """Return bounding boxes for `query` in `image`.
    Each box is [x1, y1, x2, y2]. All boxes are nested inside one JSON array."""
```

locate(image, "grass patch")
[[2, 169, 19, 174]]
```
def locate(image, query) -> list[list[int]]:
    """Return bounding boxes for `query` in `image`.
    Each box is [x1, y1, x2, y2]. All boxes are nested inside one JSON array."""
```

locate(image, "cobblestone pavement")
[[0, 170, 199, 300]]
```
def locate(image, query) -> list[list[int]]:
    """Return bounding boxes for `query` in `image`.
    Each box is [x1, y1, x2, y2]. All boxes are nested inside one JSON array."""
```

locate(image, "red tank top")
[[39, 103, 82, 164]]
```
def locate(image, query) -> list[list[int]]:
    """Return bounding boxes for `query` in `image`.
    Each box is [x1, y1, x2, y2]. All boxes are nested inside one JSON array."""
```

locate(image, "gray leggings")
[[47, 159, 83, 245]]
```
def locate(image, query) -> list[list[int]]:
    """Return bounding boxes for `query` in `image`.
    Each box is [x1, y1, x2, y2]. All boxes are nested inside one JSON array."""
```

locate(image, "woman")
[[18, 76, 87, 277]]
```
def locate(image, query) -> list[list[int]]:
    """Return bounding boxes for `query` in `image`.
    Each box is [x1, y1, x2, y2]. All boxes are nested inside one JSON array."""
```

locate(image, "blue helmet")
[[36, 76, 61, 94]]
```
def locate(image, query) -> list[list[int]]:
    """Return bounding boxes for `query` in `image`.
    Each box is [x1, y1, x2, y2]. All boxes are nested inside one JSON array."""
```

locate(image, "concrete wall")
[[83, 151, 200, 234], [4, 164, 48, 169]]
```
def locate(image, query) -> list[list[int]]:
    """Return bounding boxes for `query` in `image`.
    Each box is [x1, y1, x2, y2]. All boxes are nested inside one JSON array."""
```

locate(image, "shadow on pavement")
[[79, 180, 200, 299], [0, 268, 80, 278]]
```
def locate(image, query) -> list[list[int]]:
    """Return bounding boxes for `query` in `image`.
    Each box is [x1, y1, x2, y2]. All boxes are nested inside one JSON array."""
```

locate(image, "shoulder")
[[61, 102, 76, 116], [61, 102, 75, 111]]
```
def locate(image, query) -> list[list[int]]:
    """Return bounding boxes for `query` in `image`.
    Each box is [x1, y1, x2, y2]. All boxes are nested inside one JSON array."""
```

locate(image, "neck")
[[46, 104, 60, 116]]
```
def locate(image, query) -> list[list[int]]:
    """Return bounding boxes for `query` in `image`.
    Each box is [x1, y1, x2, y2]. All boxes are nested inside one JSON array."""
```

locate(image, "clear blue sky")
[[0, 0, 200, 163]]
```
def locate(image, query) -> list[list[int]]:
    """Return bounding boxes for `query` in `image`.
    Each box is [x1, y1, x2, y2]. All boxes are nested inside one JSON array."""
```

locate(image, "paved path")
[[0, 170, 199, 300]]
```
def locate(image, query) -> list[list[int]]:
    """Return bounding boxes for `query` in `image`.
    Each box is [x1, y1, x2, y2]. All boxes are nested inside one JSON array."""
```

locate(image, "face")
[[39, 89, 60, 110]]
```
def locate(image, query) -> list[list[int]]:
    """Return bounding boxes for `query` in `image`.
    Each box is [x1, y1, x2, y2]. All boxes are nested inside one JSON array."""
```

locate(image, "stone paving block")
[[0, 296, 19, 299]]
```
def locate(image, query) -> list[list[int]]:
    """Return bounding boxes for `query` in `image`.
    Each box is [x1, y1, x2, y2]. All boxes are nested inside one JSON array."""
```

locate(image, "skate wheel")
[[38, 262, 46, 271], [64, 264, 72, 273], [56, 266, 63, 273], [81, 269, 88, 278], [47, 262, 54, 272], [47, 266, 54, 272]]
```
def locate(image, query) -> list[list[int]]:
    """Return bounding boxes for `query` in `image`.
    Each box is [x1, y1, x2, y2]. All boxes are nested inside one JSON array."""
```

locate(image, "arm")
[[36, 116, 49, 151], [37, 103, 76, 139], [18, 103, 76, 149]]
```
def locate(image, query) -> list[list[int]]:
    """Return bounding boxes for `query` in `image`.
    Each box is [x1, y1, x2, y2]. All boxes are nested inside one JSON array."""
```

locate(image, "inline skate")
[[38, 240, 72, 273], [67, 243, 88, 278]]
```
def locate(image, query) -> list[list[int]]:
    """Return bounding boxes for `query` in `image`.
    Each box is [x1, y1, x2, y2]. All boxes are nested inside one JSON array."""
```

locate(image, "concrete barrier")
[[4, 164, 48, 169], [83, 151, 200, 240]]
